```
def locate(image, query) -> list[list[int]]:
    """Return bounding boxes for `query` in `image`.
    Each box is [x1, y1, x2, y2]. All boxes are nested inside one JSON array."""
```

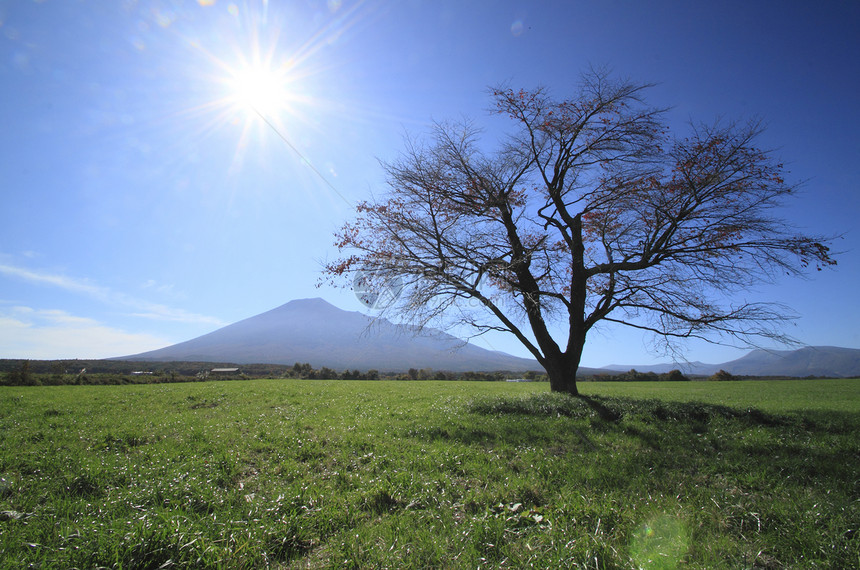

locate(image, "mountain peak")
[[282, 297, 332, 307], [272, 297, 339, 312]]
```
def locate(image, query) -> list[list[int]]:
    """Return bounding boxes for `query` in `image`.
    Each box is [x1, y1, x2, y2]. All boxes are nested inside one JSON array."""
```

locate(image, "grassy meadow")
[[0, 378, 857, 569]]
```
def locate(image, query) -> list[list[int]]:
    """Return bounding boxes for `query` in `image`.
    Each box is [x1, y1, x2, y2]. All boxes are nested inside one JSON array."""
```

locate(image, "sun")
[[227, 62, 293, 119]]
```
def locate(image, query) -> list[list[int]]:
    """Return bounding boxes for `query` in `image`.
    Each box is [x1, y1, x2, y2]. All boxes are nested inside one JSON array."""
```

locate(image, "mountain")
[[604, 346, 860, 377], [715, 346, 860, 377], [119, 298, 860, 377], [120, 298, 543, 372]]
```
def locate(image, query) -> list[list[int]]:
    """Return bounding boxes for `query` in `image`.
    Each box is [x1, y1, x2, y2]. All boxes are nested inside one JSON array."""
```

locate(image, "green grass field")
[[1, 379, 857, 568]]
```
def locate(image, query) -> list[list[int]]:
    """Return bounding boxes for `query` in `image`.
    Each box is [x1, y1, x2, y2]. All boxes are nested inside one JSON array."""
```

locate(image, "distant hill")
[[603, 346, 860, 378], [715, 346, 860, 377], [120, 298, 546, 373]]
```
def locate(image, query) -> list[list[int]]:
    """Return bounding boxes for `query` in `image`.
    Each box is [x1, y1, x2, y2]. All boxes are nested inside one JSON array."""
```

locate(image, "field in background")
[[577, 378, 860, 413], [1, 379, 857, 568]]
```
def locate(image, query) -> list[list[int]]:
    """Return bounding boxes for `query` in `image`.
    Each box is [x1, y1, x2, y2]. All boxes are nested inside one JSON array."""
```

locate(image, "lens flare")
[[629, 514, 690, 569]]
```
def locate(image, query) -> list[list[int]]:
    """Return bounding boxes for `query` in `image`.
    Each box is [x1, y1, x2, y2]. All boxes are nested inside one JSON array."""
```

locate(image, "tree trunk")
[[543, 329, 587, 395], [544, 352, 580, 396]]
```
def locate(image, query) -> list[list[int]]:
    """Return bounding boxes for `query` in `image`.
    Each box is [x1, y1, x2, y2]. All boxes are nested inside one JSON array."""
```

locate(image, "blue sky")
[[1, 0, 857, 368]]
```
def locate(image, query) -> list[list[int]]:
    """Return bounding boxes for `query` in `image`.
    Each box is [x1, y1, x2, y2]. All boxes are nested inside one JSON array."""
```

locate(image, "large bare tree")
[[324, 71, 837, 395]]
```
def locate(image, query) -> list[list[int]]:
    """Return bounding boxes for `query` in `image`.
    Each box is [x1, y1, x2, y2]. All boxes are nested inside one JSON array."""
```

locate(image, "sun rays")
[[118, 0, 383, 213], [205, 1, 368, 153], [153, 1, 369, 179]]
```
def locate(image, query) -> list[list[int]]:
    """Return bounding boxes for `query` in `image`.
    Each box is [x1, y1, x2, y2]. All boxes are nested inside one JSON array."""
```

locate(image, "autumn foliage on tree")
[[324, 70, 836, 395]]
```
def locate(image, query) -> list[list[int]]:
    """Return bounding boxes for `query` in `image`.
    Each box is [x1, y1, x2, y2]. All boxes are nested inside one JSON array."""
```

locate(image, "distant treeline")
[[0, 359, 821, 387], [0, 359, 531, 386], [580, 369, 690, 382]]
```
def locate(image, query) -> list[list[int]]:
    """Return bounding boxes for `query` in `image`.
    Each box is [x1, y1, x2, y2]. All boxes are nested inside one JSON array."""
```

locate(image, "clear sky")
[[1, 0, 858, 368]]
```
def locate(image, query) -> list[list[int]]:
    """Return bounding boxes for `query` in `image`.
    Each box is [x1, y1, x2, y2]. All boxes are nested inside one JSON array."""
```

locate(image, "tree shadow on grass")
[[576, 395, 622, 422], [456, 392, 858, 455], [467, 392, 790, 425]]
